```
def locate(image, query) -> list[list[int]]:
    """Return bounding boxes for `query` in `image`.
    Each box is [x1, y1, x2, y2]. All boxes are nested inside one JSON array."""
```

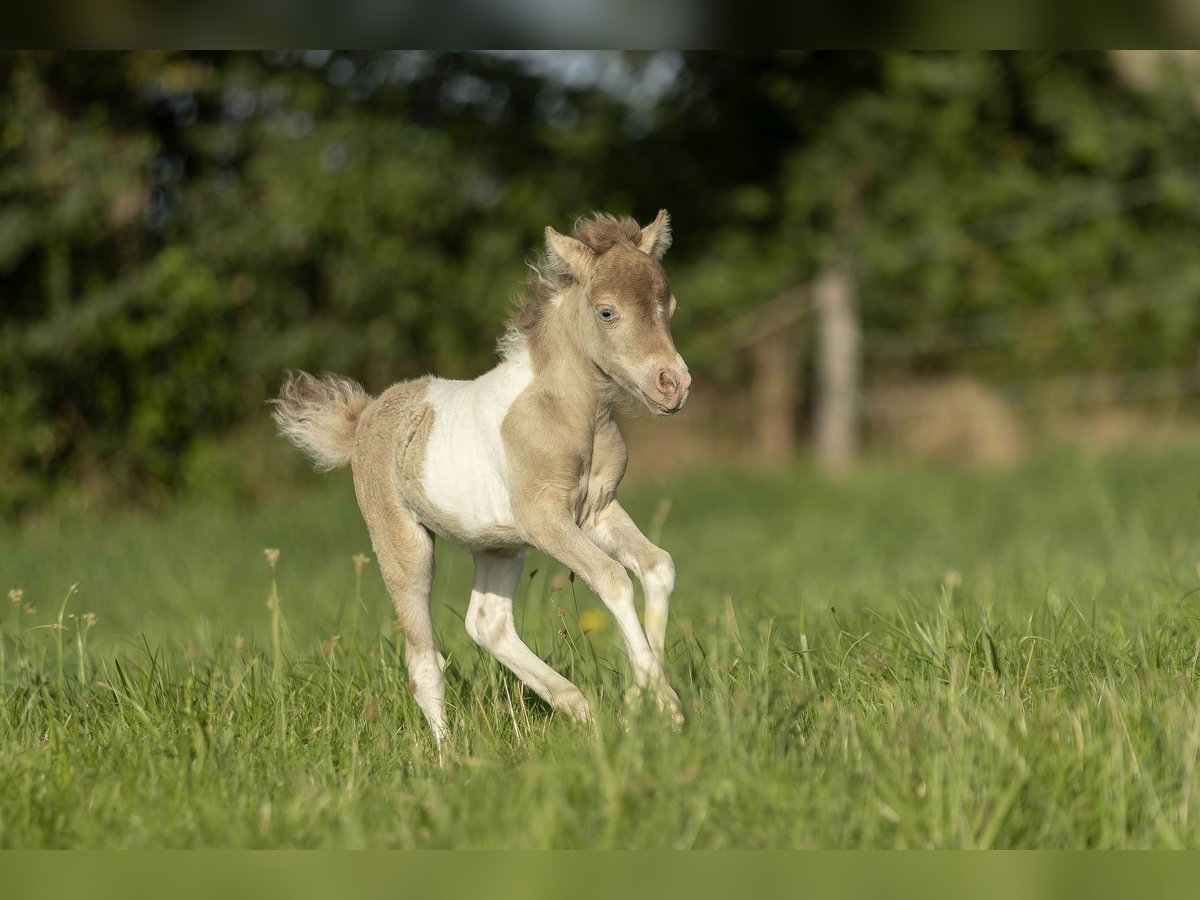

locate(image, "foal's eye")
[[598, 307, 618, 323]]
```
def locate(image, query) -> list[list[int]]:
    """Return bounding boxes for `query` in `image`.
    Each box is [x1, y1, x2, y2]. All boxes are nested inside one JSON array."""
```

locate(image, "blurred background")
[[3, 50, 1200, 520]]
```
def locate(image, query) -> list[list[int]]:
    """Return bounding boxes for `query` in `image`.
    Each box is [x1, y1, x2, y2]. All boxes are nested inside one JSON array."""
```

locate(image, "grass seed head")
[[264, 548, 280, 569], [352, 553, 371, 574], [8, 588, 23, 606]]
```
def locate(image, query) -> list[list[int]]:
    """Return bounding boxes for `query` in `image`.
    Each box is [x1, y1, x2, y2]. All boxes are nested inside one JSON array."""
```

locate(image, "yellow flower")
[[579, 610, 607, 633]]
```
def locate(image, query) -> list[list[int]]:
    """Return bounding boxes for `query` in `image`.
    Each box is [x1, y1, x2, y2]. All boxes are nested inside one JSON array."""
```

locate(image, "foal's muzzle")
[[645, 363, 691, 414]]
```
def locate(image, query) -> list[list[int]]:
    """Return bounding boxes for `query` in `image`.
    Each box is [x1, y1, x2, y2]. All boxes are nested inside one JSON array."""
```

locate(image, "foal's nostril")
[[657, 369, 678, 396]]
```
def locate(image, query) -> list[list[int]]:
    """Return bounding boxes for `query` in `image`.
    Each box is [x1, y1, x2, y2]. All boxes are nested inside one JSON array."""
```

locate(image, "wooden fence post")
[[725, 288, 809, 465], [752, 325, 802, 464], [814, 259, 860, 474]]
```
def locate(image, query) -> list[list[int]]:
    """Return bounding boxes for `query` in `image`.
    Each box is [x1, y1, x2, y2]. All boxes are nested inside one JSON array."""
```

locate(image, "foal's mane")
[[504, 213, 644, 352]]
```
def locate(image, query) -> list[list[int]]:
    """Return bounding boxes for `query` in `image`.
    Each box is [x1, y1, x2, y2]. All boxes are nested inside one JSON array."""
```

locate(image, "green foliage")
[[1, 448, 1199, 847], [682, 52, 1200, 377], [1, 247, 234, 507], [3, 52, 1200, 513]]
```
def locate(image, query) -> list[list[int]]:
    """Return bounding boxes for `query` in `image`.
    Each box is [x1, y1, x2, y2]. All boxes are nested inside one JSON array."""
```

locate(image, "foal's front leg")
[[521, 511, 682, 723], [584, 501, 675, 665]]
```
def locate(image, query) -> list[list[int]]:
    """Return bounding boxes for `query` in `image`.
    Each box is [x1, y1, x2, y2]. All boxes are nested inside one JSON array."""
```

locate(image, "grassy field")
[[2, 446, 1199, 848]]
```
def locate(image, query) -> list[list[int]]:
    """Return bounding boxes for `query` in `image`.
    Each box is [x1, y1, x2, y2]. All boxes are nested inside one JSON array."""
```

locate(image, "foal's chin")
[[638, 391, 686, 417], [605, 379, 685, 418]]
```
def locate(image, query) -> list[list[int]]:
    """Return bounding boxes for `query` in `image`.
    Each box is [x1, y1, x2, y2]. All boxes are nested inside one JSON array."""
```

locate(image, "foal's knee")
[[593, 561, 635, 607], [644, 549, 675, 597], [465, 599, 508, 649]]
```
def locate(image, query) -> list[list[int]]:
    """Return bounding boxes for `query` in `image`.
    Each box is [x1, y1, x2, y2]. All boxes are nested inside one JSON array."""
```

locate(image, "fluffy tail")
[[271, 371, 371, 471]]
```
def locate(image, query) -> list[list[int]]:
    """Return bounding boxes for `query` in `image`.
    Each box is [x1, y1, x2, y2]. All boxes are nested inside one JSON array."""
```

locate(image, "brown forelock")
[[573, 213, 670, 316], [590, 242, 670, 318], [509, 213, 666, 336], [570, 213, 643, 252]]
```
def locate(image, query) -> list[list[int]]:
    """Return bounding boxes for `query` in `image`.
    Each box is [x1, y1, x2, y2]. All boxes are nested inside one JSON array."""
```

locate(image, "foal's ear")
[[545, 226, 595, 280], [638, 209, 672, 260]]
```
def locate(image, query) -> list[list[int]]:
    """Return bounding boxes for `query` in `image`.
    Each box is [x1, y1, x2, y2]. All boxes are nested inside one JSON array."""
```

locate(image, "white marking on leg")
[[641, 550, 675, 661], [588, 506, 676, 663], [596, 564, 673, 686], [405, 641, 447, 744], [585, 506, 681, 721], [465, 550, 592, 723]]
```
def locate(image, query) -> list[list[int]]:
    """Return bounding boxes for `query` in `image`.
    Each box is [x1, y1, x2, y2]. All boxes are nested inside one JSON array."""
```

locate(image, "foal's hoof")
[[660, 690, 686, 730], [556, 692, 594, 727], [624, 685, 685, 729]]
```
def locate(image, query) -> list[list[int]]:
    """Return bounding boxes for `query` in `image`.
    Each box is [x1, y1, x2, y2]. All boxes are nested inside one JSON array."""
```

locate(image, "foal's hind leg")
[[353, 476, 445, 743], [465, 549, 592, 723]]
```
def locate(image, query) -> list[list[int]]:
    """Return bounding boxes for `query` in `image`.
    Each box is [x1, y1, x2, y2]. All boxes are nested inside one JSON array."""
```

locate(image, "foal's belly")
[[416, 447, 524, 548]]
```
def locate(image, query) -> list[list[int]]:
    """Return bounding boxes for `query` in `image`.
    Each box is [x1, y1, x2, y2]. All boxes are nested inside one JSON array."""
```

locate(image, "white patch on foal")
[[421, 346, 534, 541]]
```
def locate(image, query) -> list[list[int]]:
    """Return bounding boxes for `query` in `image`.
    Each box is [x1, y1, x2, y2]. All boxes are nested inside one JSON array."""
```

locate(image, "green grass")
[[2, 447, 1200, 848]]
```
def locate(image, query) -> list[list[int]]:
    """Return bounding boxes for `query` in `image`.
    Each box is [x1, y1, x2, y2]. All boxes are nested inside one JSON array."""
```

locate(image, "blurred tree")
[[675, 52, 1200, 382]]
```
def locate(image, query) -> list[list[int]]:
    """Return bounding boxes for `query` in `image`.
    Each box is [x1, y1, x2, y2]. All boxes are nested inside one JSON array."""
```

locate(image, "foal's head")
[[542, 210, 691, 416]]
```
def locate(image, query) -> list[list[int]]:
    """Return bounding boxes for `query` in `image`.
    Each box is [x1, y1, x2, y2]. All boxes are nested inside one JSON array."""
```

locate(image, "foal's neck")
[[520, 286, 613, 427]]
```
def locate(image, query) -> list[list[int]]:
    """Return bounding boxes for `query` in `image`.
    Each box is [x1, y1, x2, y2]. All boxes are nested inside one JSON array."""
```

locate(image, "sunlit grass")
[[1, 447, 1199, 847]]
